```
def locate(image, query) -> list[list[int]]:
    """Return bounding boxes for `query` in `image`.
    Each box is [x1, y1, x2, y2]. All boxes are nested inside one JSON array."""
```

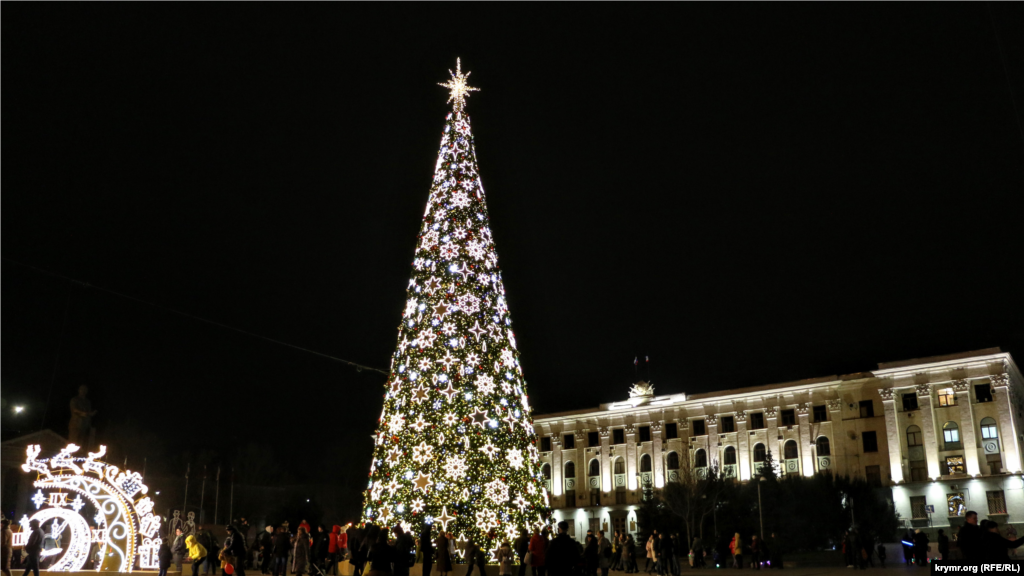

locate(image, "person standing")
[[195, 527, 216, 576], [158, 541, 173, 576], [749, 536, 761, 571], [21, 520, 44, 576], [498, 539, 515, 576], [545, 522, 581, 576], [434, 532, 452, 576], [529, 529, 547, 576], [0, 516, 12, 573], [419, 526, 434, 576], [658, 534, 673, 576], [326, 526, 344, 576], [271, 528, 290, 576], [937, 530, 949, 561], [912, 530, 929, 566], [584, 535, 598, 576], [258, 527, 274, 575], [392, 526, 414, 576], [957, 512, 982, 561], [171, 528, 187, 573], [465, 538, 481, 576], [690, 537, 703, 570], [625, 535, 636, 574], [729, 533, 742, 570], [226, 525, 248, 576], [514, 529, 529, 576], [292, 527, 311, 576], [644, 536, 655, 574], [597, 532, 612, 576], [366, 528, 394, 576]]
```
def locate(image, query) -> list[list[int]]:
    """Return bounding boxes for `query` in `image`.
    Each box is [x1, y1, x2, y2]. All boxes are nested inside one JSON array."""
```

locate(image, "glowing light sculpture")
[[361, 59, 549, 556], [14, 444, 162, 572]]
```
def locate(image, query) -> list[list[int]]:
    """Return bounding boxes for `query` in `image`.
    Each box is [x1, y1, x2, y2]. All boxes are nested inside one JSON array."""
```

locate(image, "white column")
[[599, 427, 612, 493], [736, 413, 751, 480], [878, 387, 904, 484], [916, 384, 941, 479], [765, 406, 780, 466], [626, 424, 638, 490], [827, 399, 844, 475], [552, 436, 564, 496], [992, 374, 1021, 473], [953, 379, 980, 476], [797, 403, 814, 476], [706, 414, 719, 468], [652, 421, 665, 488]]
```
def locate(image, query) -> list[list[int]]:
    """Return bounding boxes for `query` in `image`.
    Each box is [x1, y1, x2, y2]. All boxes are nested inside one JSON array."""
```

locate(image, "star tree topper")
[[439, 58, 479, 110]]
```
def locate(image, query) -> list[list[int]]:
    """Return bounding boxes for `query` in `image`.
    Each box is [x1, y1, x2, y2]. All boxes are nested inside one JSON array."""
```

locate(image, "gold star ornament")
[[439, 58, 479, 110]]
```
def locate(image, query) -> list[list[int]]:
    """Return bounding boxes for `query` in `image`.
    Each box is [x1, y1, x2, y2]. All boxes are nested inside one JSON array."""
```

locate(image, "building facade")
[[531, 348, 1023, 542]]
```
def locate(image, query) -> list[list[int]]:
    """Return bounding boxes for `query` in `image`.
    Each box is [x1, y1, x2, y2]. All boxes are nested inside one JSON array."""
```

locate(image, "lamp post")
[[758, 476, 766, 540]]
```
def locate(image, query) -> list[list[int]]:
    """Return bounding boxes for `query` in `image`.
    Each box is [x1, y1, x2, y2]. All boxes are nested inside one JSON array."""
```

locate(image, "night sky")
[[3, 4, 1023, 513]]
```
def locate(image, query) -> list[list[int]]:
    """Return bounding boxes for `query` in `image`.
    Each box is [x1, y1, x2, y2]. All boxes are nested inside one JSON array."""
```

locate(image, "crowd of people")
[[896, 510, 1024, 566]]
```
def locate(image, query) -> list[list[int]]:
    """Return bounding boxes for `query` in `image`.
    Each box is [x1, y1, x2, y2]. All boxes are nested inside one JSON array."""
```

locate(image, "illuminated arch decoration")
[[14, 443, 162, 572]]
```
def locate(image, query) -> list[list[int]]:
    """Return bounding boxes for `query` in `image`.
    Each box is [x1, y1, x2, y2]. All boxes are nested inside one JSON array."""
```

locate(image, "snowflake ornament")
[[507, 449, 524, 469]]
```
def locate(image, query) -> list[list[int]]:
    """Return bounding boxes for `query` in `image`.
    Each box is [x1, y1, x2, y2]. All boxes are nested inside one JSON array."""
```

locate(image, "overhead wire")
[[2, 257, 390, 376]]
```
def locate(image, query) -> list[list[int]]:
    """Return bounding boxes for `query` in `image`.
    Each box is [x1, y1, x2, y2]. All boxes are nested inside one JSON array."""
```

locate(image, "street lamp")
[[14, 406, 25, 414], [757, 476, 766, 540]]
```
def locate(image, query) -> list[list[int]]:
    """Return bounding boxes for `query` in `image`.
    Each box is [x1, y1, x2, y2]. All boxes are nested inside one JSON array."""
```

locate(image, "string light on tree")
[[362, 59, 549, 555]]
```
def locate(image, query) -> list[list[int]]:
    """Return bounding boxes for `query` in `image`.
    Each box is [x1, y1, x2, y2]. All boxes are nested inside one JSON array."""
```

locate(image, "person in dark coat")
[[514, 530, 530, 576], [583, 536, 598, 576], [980, 520, 1024, 562], [226, 525, 248, 576], [292, 527, 311, 576], [957, 512, 982, 561], [901, 531, 914, 566], [392, 526, 414, 576], [313, 526, 330, 572], [258, 527, 274, 575], [159, 542, 173, 576], [546, 522, 582, 576], [434, 532, 452, 576], [912, 530, 929, 566], [419, 526, 434, 576], [366, 528, 395, 576], [937, 530, 949, 561], [21, 520, 44, 576], [271, 527, 291, 576]]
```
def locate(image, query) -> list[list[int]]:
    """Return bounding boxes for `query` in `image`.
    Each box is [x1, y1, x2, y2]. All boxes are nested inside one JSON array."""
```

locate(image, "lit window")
[[947, 492, 966, 516], [911, 496, 928, 519], [937, 389, 957, 407], [946, 456, 965, 474], [988, 490, 1007, 514], [943, 422, 960, 444], [981, 417, 998, 439]]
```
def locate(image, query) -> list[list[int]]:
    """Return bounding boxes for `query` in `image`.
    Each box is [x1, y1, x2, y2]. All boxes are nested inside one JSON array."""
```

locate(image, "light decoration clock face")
[[13, 443, 163, 572], [361, 60, 550, 555]]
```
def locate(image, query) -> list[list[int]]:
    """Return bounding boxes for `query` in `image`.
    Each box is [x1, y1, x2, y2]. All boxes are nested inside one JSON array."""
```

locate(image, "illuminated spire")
[[439, 57, 479, 110]]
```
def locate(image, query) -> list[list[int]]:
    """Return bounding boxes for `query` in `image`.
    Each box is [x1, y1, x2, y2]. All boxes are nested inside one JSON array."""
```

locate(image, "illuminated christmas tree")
[[361, 59, 549, 556]]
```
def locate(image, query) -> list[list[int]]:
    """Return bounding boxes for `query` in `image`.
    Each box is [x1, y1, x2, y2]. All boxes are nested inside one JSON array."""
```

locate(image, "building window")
[[751, 413, 765, 429], [862, 431, 878, 453], [781, 410, 796, 426], [542, 463, 551, 479], [784, 440, 798, 460], [813, 405, 827, 423], [694, 449, 707, 468], [589, 459, 600, 477], [907, 425, 923, 447], [860, 400, 874, 418], [613, 429, 625, 445], [865, 465, 882, 487], [981, 417, 999, 439], [976, 384, 993, 403], [987, 454, 1003, 475], [988, 490, 1008, 514], [565, 462, 576, 479], [753, 443, 766, 463], [816, 436, 831, 456], [639, 426, 652, 442], [614, 459, 625, 474], [541, 437, 552, 452], [692, 420, 706, 436], [640, 454, 652, 472], [590, 490, 601, 506], [724, 446, 737, 465], [945, 456, 965, 475], [721, 416, 735, 433], [615, 490, 626, 504], [903, 394, 919, 411], [911, 496, 928, 519], [667, 452, 680, 470], [566, 489, 576, 506], [943, 421, 961, 446], [937, 388, 957, 407], [564, 434, 576, 449], [665, 423, 678, 439], [910, 462, 928, 482], [588, 431, 600, 447], [947, 493, 966, 516]]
